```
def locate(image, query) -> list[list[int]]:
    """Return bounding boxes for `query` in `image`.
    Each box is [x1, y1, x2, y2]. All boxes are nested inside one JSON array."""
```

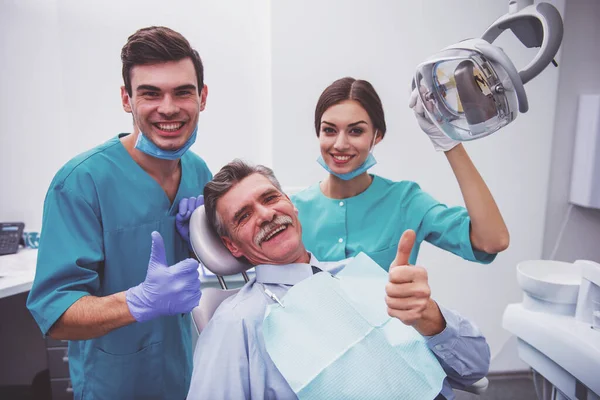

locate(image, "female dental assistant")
[[291, 77, 509, 270]]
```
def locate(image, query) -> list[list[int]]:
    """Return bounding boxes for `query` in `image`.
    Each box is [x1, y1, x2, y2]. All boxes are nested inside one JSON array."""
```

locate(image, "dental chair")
[[188, 205, 489, 396], [189, 206, 252, 334]]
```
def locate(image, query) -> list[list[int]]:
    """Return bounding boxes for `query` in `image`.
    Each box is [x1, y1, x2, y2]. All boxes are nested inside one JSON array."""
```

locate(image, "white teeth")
[[333, 155, 351, 161], [156, 123, 183, 131], [263, 225, 287, 242]]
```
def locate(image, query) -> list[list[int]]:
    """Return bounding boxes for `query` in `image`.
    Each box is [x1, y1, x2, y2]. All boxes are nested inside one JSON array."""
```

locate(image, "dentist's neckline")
[[319, 173, 375, 200]]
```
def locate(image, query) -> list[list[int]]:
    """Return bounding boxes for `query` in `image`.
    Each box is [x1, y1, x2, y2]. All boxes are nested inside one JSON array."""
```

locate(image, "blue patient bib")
[[262, 253, 446, 400]]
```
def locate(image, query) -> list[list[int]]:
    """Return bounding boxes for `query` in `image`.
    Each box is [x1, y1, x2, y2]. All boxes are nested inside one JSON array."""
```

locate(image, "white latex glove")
[[409, 88, 460, 152]]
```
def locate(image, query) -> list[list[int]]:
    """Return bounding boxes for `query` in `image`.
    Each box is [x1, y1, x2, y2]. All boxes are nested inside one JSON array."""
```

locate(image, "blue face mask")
[[134, 125, 198, 160], [317, 130, 378, 181]]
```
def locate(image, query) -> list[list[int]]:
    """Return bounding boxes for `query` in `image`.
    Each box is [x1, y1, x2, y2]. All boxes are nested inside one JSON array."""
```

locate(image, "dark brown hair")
[[204, 159, 282, 237], [121, 26, 204, 96], [314, 77, 387, 138]]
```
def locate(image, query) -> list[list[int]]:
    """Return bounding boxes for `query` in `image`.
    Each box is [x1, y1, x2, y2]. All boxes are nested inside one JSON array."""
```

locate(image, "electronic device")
[[0, 222, 25, 255]]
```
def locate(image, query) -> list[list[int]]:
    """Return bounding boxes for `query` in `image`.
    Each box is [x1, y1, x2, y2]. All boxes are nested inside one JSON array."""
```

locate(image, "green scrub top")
[[26, 134, 212, 400], [291, 175, 495, 270]]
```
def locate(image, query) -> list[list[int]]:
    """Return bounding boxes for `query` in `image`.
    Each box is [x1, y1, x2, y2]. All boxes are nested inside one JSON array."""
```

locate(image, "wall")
[[270, 0, 565, 371], [541, 0, 600, 263], [0, 0, 272, 231]]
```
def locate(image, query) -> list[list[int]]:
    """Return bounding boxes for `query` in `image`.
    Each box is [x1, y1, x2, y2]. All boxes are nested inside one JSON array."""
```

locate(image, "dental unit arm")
[[481, 0, 563, 85]]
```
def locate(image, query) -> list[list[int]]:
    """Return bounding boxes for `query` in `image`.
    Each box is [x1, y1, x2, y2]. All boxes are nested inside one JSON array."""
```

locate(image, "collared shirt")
[[292, 175, 496, 270], [187, 255, 490, 400]]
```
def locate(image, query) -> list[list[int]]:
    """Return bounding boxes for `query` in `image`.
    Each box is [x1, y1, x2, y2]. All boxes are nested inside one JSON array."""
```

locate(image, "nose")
[[333, 131, 350, 151], [157, 94, 180, 117], [256, 204, 276, 226]]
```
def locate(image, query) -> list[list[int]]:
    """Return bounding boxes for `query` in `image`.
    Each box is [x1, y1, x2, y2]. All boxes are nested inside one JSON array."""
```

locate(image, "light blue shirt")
[[292, 175, 496, 270], [27, 134, 212, 399], [187, 255, 490, 400]]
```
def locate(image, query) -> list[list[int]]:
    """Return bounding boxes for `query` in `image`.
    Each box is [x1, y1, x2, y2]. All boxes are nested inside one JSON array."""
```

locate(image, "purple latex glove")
[[176, 195, 204, 245], [126, 231, 201, 323]]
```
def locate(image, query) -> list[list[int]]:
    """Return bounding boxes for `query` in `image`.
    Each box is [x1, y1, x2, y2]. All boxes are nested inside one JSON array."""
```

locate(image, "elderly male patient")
[[187, 160, 490, 400]]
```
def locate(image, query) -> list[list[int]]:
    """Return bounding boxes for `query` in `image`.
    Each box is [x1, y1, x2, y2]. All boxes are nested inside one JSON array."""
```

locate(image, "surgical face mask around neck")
[[317, 130, 378, 181], [134, 125, 198, 160]]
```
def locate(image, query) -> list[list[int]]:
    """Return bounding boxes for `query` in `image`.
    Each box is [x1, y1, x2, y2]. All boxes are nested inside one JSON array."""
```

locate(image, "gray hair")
[[204, 159, 283, 237]]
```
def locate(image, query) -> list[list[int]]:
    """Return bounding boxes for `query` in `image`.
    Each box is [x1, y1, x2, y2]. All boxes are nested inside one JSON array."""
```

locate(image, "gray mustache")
[[254, 215, 293, 247]]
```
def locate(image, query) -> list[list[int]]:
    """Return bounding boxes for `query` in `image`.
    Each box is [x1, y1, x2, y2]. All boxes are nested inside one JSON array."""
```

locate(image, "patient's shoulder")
[[211, 279, 271, 327]]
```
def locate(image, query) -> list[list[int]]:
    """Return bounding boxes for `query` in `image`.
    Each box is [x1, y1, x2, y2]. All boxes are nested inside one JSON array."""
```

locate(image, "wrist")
[[414, 299, 446, 336], [442, 142, 464, 155], [125, 284, 153, 323], [115, 291, 137, 325]]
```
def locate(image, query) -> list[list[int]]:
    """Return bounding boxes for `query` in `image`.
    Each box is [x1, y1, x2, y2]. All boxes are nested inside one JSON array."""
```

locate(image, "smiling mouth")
[[153, 122, 185, 132], [260, 224, 289, 246], [255, 215, 294, 247], [331, 154, 355, 164]]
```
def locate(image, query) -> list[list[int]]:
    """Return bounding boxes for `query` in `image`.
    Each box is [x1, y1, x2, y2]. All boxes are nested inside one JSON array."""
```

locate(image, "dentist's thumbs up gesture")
[[126, 231, 201, 323], [385, 230, 446, 336]]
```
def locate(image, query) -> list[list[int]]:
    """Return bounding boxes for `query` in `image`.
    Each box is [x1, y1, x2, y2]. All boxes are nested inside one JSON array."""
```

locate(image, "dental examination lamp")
[[413, 0, 563, 141]]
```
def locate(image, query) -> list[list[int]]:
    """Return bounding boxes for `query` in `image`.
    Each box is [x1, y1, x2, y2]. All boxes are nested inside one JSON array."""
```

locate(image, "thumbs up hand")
[[385, 230, 445, 336], [126, 231, 202, 323]]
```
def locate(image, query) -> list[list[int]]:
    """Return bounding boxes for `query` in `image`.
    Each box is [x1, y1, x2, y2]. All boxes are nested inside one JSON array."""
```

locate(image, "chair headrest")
[[189, 205, 252, 276]]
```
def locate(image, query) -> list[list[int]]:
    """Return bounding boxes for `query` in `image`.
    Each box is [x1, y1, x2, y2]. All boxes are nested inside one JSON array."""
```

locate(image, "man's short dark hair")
[[121, 26, 204, 96]]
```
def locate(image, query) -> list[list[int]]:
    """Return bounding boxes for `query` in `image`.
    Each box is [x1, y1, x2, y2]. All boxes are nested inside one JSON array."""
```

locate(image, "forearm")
[[426, 305, 491, 386], [436, 337, 490, 387], [445, 144, 509, 253], [48, 292, 136, 340]]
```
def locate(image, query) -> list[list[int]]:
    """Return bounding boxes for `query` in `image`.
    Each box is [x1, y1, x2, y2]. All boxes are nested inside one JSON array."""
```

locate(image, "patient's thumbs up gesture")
[[385, 230, 445, 336]]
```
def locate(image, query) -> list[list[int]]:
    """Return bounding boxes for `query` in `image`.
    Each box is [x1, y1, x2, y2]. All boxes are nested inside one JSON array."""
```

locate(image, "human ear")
[[221, 235, 242, 258], [121, 86, 132, 113]]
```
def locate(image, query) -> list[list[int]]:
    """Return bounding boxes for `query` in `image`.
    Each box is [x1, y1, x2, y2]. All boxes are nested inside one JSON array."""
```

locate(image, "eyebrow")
[[174, 84, 197, 91], [321, 120, 368, 128], [136, 84, 161, 92], [231, 188, 280, 223], [135, 84, 197, 92]]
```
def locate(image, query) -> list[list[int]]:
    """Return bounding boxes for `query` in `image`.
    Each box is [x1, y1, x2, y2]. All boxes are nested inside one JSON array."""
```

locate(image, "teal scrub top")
[[26, 134, 212, 400], [292, 175, 495, 270]]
